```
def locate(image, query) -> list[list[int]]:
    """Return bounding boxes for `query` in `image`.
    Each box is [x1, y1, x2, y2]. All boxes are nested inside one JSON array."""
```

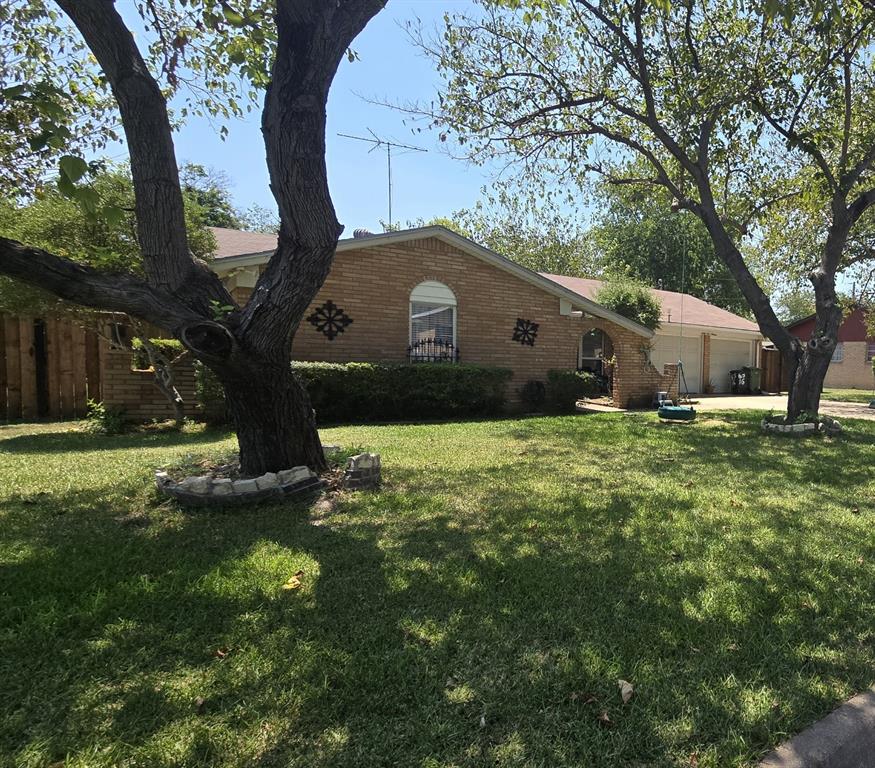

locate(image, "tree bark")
[[213, 354, 326, 476], [786, 346, 832, 419]]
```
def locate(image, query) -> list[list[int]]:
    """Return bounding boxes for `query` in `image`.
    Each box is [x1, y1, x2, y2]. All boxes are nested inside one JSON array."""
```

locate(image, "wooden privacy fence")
[[0, 314, 101, 421]]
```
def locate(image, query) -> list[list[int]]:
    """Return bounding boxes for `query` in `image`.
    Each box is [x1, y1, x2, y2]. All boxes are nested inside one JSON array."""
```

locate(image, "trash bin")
[[744, 366, 761, 394], [729, 369, 747, 394]]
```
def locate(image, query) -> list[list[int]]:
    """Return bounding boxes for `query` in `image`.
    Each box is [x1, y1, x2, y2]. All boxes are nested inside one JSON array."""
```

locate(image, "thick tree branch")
[[56, 0, 231, 315], [849, 187, 875, 224], [239, 0, 385, 357], [0, 237, 202, 331]]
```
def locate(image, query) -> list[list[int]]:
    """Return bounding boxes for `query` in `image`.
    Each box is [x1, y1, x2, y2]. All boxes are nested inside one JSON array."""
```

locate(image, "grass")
[[822, 387, 875, 403], [1, 413, 874, 768]]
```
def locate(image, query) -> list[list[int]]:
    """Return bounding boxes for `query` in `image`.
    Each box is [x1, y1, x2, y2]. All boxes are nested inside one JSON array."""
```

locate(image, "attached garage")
[[650, 333, 702, 393], [709, 338, 754, 393]]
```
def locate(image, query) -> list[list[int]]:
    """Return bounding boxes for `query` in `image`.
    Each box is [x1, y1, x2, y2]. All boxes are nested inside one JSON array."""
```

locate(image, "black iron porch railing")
[[407, 338, 460, 363]]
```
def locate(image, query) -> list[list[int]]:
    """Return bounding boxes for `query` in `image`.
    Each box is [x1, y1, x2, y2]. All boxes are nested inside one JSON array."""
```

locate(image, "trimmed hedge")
[[195, 361, 513, 425], [546, 369, 600, 413]]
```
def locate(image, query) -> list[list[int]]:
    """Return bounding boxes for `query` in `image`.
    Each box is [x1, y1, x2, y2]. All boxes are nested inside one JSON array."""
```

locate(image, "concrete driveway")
[[693, 394, 875, 421]]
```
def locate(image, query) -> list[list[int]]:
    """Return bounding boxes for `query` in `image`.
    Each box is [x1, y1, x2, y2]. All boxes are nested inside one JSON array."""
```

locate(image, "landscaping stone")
[[819, 417, 843, 436], [156, 464, 325, 507], [761, 419, 818, 436], [343, 452, 381, 490], [278, 466, 314, 485], [232, 478, 259, 494], [254, 472, 278, 490], [211, 478, 234, 495]]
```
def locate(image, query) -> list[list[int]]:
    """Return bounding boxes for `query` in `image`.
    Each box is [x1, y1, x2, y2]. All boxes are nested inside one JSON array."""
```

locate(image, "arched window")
[[409, 281, 457, 361]]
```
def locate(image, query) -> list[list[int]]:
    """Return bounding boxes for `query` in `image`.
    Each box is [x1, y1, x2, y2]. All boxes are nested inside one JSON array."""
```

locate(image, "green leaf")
[[222, 6, 246, 26], [74, 186, 100, 215], [59, 155, 89, 183], [102, 204, 126, 227]]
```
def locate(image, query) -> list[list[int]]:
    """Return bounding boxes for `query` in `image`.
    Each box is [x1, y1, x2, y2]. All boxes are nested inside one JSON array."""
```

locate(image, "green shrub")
[[131, 337, 183, 370], [519, 379, 546, 412], [546, 369, 599, 413], [595, 276, 661, 330], [193, 361, 513, 425], [84, 398, 127, 435], [294, 362, 513, 424], [194, 362, 228, 425]]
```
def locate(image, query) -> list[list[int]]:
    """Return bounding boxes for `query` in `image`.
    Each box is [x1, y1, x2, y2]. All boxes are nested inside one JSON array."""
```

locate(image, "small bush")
[[546, 369, 599, 413], [519, 379, 546, 412], [131, 337, 183, 370], [595, 276, 661, 330], [85, 398, 127, 435]]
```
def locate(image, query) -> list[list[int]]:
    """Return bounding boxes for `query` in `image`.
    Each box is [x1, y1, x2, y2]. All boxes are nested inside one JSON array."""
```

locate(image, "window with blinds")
[[409, 281, 457, 361]]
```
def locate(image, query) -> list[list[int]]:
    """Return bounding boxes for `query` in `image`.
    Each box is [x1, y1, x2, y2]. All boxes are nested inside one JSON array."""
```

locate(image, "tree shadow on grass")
[[0, 426, 233, 455], [2, 414, 874, 767]]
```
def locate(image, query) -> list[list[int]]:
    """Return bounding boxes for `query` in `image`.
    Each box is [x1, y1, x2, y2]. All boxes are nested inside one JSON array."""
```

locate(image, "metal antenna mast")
[[338, 129, 427, 229]]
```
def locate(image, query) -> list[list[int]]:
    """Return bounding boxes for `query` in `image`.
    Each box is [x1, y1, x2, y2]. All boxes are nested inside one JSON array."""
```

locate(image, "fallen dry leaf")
[[688, 753, 700, 768], [282, 570, 305, 590], [618, 679, 634, 704], [479, 714, 486, 728], [597, 711, 613, 728], [195, 696, 206, 714]]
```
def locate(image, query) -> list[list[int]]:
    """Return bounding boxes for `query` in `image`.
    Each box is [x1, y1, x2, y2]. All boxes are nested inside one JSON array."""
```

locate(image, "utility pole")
[[338, 129, 427, 229]]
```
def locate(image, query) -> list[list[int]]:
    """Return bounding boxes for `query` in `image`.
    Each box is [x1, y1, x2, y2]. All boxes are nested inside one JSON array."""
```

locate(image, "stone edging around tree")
[[155, 452, 384, 507], [155, 465, 324, 507], [760, 418, 843, 436]]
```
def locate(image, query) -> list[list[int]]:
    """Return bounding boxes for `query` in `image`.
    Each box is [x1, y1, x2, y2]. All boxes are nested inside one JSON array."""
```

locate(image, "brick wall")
[[101, 346, 199, 420], [239, 236, 675, 408], [701, 333, 712, 391], [824, 342, 875, 389]]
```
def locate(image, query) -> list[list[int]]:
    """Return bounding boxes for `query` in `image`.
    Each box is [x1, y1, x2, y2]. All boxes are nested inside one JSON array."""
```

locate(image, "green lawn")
[[1, 414, 874, 768], [822, 387, 875, 403]]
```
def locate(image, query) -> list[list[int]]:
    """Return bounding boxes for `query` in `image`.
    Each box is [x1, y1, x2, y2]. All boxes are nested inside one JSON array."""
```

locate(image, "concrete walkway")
[[693, 394, 875, 421], [759, 687, 875, 767]]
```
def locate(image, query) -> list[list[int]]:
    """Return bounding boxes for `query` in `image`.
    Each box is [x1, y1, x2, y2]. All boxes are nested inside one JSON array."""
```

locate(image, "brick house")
[[1, 225, 764, 420], [785, 306, 874, 390]]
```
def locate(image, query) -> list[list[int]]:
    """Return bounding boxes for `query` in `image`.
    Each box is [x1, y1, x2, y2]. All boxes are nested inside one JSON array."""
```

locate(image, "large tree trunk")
[[784, 265, 844, 420], [786, 346, 832, 419], [213, 355, 326, 477]]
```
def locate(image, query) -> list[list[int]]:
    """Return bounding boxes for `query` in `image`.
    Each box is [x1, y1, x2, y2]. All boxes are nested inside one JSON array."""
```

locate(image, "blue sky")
[[120, 1, 489, 233]]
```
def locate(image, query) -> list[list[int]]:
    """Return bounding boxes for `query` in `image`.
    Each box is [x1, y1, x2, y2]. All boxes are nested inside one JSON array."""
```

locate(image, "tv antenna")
[[338, 129, 427, 229]]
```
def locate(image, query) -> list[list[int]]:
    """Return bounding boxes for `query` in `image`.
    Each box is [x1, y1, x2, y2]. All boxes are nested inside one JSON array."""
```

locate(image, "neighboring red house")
[[786, 306, 874, 390]]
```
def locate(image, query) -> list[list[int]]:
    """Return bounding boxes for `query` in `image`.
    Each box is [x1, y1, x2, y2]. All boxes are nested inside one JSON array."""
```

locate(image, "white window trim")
[[409, 281, 457, 348], [831, 342, 844, 363]]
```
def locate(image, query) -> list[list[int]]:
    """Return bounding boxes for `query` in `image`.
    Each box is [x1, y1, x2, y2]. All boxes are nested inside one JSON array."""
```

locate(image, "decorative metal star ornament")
[[307, 300, 353, 340], [512, 317, 539, 346]]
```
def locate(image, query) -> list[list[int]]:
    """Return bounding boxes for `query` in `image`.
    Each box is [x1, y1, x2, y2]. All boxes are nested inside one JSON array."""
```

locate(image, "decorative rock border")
[[760, 419, 818, 436], [156, 465, 324, 507], [343, 453, 381, 490], [760, 417, 843, 436]]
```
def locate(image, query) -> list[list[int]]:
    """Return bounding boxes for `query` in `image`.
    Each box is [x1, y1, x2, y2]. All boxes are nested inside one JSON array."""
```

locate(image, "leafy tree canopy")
[[179, 164, 242, 230], [0, 166, 215, 317], [594, 274, 662, 331], [590, 180, 749, 316]]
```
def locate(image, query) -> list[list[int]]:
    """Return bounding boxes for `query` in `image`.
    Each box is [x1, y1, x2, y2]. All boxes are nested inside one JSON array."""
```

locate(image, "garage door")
[[650, 334, 702, 393], [709, 339, 753, 393]]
